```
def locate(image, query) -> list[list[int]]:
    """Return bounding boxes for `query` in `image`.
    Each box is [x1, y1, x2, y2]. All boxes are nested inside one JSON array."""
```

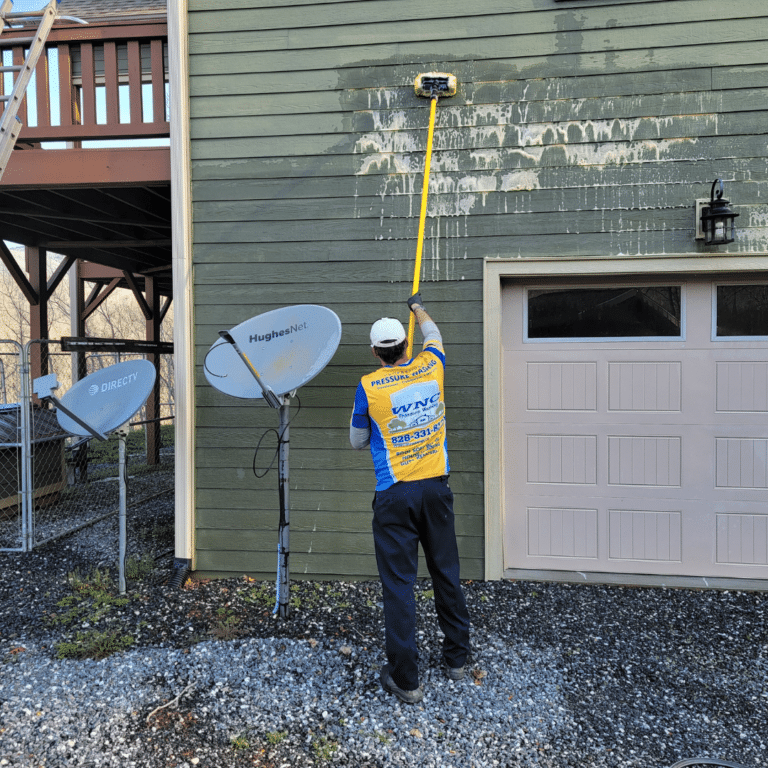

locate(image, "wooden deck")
[[0, 16, 171, 289]]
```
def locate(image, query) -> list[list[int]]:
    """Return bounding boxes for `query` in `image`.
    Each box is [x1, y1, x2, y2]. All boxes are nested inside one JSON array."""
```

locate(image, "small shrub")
[[125, 552, 155, 581], [231, 733, 250, 750], [55, 629, 134, 660], [209, 607, 243, 640], [311, 736, 338, 761], [241, 581, 274, 608], [47, 568, 129, 628]]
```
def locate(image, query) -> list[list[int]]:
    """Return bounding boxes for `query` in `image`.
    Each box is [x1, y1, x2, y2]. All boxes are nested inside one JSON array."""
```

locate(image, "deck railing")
[[0, 21, 168, 144]]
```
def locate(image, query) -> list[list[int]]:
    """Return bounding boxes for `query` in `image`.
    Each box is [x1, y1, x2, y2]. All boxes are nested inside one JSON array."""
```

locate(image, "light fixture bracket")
[[695, 199, 708, 240]]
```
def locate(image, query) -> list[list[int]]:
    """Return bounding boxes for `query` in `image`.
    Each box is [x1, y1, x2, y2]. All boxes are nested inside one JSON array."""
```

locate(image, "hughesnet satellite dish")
[[205, 305, 342, 618], [35, 359, 158, 595], [55, 359, 157, 437], [204, 305, 342, 400]]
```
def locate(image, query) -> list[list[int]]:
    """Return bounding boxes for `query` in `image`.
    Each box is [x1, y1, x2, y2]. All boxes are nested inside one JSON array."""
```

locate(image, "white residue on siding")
[[352, 87, 713, 273], [749, 208, 768, 229], [742, 207, 768, 252], [501, 170, 541, 192]]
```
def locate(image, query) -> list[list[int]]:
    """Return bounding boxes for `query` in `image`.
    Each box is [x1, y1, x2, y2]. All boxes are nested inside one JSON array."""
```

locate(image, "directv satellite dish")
[[35, 359, 158, 595], [55, 359, 157, 437], [205, 305, 342, 618], [204, 305, 342, 399]]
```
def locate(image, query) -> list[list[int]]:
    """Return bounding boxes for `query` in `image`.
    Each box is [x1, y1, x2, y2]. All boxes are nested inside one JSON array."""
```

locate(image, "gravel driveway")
[[1, 495, 766, 768]]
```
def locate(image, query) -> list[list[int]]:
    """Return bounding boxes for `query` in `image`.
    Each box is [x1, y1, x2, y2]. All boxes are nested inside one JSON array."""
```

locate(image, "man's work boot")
[[380, 665, 424, 704]]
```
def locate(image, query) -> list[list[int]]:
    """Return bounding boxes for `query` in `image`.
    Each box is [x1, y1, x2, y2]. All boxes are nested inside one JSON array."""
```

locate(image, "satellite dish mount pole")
[[208, 309, 342, 620], [217, 330, 292, 618], [277, 395, 290, 618], [115, 424, 129, 594]]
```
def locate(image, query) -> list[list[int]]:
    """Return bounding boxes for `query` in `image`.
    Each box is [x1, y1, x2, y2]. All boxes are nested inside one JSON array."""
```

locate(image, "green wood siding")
[[188, 0, 768, 579]]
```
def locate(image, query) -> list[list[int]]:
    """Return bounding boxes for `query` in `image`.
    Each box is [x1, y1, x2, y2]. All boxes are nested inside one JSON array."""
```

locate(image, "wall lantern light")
[[695, 179, 739, 246]]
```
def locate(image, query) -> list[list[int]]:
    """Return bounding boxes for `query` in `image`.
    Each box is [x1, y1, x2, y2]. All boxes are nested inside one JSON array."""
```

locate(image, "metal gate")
[[0, 340, 25, 550], [0, 339, 174, 552]]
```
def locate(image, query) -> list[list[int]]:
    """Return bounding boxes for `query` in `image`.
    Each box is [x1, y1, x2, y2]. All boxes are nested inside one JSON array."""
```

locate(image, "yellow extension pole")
[[406, 94, 438, 359]]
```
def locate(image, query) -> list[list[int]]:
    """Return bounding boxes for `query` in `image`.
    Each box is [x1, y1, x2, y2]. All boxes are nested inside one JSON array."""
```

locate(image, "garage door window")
[[715, 285, 768, 337], [527, 286, 682, 341]]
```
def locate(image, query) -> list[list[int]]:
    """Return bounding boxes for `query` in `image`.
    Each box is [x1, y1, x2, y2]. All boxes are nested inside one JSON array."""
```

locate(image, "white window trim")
[[483, 254, 768, 581]]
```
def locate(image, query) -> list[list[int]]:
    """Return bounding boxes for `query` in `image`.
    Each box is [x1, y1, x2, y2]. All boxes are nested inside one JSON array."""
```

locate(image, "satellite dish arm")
[[46, 394, 108, 442], [217, 330, 282, 409]]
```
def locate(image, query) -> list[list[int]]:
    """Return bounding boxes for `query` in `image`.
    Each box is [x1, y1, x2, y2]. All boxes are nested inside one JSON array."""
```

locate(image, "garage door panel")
[[716, 513, 768, 566], [502, 274, 768, 581], [506, 498, 710, 575], [716, 360, 768, 412], [608, 361, 682, 412], [715, 437, 768, 489], [526, 506, 599, 560], [607, 435, 681, 487], [526, 361, 598, 411], [526, 434, 597, 485], [504, 425, 600, 487], [507, 499, 601, 566], [608, 509, 682, 563]]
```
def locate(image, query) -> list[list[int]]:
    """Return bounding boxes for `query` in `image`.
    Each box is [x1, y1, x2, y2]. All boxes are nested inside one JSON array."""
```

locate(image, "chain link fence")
[[0, 340, 25, 551], [0, 340, 174, 551]]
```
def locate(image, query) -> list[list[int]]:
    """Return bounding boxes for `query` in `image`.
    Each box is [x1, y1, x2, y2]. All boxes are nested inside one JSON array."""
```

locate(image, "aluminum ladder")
[[0, 0, 60, 181]]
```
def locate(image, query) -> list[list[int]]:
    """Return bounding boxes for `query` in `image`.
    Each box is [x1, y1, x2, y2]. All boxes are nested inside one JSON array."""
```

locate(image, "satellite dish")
[[55, 359, 157, 437], [204, 305, 342, 618], [40, 359, 157, 595], [204, 305, 342, 399]]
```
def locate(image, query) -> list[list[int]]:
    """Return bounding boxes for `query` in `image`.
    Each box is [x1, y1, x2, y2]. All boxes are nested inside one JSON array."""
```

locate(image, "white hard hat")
[[370, 317, 406, 348]]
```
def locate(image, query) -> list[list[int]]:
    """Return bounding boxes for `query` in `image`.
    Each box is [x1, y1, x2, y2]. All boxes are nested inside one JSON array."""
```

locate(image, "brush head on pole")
[[414, 72, 457, 99]]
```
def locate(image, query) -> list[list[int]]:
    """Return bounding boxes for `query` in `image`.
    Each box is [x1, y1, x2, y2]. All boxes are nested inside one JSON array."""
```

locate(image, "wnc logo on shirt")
[[388, 381, 444, 431]]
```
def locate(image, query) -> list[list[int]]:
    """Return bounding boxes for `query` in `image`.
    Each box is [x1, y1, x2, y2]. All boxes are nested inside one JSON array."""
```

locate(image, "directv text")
[[96, 372, 139, 393]]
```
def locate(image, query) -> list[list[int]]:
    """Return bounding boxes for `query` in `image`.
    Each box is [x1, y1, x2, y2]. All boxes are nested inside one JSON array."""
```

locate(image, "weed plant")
[[311, 736, 338, 761], [56, 629, 134, 660], [125, 552, 155, 581], [47, 567, 135, 660], [209, 606, 243, 640], [230, 734, 250, 750]]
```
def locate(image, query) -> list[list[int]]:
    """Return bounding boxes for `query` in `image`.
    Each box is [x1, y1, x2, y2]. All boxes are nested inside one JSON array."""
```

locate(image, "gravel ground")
[[1, 496, 766, 768]]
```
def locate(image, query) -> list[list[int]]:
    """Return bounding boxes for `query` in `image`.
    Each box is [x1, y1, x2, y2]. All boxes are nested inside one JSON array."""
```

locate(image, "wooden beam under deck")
[[0, 147, 170, 188], [0, 239, 37, 304]]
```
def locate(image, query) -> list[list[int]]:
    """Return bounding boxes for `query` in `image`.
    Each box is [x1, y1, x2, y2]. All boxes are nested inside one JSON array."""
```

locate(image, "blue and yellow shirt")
[[351, 339, 449, 490]]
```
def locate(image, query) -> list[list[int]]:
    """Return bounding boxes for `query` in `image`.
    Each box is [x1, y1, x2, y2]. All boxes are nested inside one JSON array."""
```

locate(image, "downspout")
[[168, 0, 194, 585]]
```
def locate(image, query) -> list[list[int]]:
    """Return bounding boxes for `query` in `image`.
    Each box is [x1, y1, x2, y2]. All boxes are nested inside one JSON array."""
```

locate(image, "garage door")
[[502, 275, 768, 580]]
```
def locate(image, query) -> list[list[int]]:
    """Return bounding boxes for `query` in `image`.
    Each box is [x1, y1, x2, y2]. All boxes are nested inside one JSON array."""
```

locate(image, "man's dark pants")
[[372, 475, 471, 691]]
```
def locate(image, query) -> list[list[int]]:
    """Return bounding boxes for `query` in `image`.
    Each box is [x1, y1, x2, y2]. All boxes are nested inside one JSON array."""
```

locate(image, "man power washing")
[[350, 293, 471, 704]]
